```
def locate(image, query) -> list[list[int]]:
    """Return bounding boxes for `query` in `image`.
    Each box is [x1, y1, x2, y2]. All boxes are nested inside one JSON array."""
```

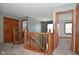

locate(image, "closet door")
[[75, 4, 79, 54], [3, 17, 13, 43], [12, 19, 19, 44], [3, 17, 19, 44]]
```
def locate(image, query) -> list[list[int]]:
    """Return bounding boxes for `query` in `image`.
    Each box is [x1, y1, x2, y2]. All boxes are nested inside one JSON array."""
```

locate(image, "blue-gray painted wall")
[[27, 17, 41, 32]]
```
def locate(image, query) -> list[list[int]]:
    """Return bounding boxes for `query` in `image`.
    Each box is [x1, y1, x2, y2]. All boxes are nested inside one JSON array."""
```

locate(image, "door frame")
[[21, 20, 28, 32], [54, 10, 75, 51]]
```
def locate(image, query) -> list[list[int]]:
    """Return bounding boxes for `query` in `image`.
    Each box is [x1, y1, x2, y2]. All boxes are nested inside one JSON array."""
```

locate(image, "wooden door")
[[3, 17, 19, 44], [12, 19, 19, 44], [3, 17, 13, 43], [75, 4, 79, 54]]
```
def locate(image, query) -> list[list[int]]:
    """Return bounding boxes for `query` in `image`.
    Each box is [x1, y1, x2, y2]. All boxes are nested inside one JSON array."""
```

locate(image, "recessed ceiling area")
[[0, 3, 68, 21]]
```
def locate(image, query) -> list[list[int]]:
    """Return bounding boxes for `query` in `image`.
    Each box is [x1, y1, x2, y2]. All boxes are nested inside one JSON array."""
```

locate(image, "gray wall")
[[0, 11, 19, 43], [59, 12, 72, 38], [28, 17, 41, 32], [41, 21, 53, 32]]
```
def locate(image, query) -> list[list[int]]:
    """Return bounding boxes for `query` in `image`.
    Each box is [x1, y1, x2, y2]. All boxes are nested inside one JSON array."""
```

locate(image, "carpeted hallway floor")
[[0, 38, 76, 55], [0, 43, 41, 55], [52, 38, 76, 55]]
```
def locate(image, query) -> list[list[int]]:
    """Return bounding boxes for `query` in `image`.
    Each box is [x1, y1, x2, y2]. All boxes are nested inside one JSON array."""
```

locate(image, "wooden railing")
[[24, 30, 54, 55]]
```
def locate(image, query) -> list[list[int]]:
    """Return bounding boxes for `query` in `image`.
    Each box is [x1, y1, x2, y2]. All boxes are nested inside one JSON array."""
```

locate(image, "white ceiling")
[[0, 3, 68, 21]]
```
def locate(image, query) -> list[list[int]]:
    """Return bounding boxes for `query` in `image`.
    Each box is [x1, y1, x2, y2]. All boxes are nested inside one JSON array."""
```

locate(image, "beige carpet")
[[0, 43, 41, 55], [52, 38, 76, 55], [0, 38, 76, 55]]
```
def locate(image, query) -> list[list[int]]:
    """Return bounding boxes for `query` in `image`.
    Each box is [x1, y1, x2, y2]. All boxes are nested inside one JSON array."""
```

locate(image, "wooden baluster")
[[48, 29, 52, 54], [13, 29, 16, 44], [13, 28, 18, 47], [24, 30, 27, 48], [46, 34, 48, 53]]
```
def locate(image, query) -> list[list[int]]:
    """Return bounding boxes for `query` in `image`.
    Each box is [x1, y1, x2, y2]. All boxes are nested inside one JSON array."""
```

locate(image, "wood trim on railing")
[[24, 30, 54, 55]]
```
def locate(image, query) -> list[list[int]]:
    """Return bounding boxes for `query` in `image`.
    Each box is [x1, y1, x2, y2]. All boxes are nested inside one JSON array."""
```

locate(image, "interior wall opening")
[[57, 11, 73, 50]]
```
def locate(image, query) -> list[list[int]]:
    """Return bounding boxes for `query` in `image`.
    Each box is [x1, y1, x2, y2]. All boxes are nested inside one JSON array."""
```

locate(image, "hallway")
[[0, 43, 41, 55], [52, 38, 76, 55], [0, 38, 76, 55]]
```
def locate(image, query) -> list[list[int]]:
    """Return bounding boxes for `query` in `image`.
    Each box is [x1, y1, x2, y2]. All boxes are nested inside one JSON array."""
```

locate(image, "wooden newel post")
[[13, 29, 16, 45], [48, 29, 52, 54], [24, 30, 27, 48]]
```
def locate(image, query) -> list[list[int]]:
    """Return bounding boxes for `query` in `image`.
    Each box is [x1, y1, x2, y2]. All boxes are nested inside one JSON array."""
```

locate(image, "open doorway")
[[47, 24, 53, 33], [58, 11, 72, 50], [53, 10, 75, 54], [21, 19, 28, 43]]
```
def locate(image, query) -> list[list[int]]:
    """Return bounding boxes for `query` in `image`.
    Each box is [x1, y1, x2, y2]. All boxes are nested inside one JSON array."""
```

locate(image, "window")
[[65, 22, 72, 34], [47, 24, 53, 33]]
